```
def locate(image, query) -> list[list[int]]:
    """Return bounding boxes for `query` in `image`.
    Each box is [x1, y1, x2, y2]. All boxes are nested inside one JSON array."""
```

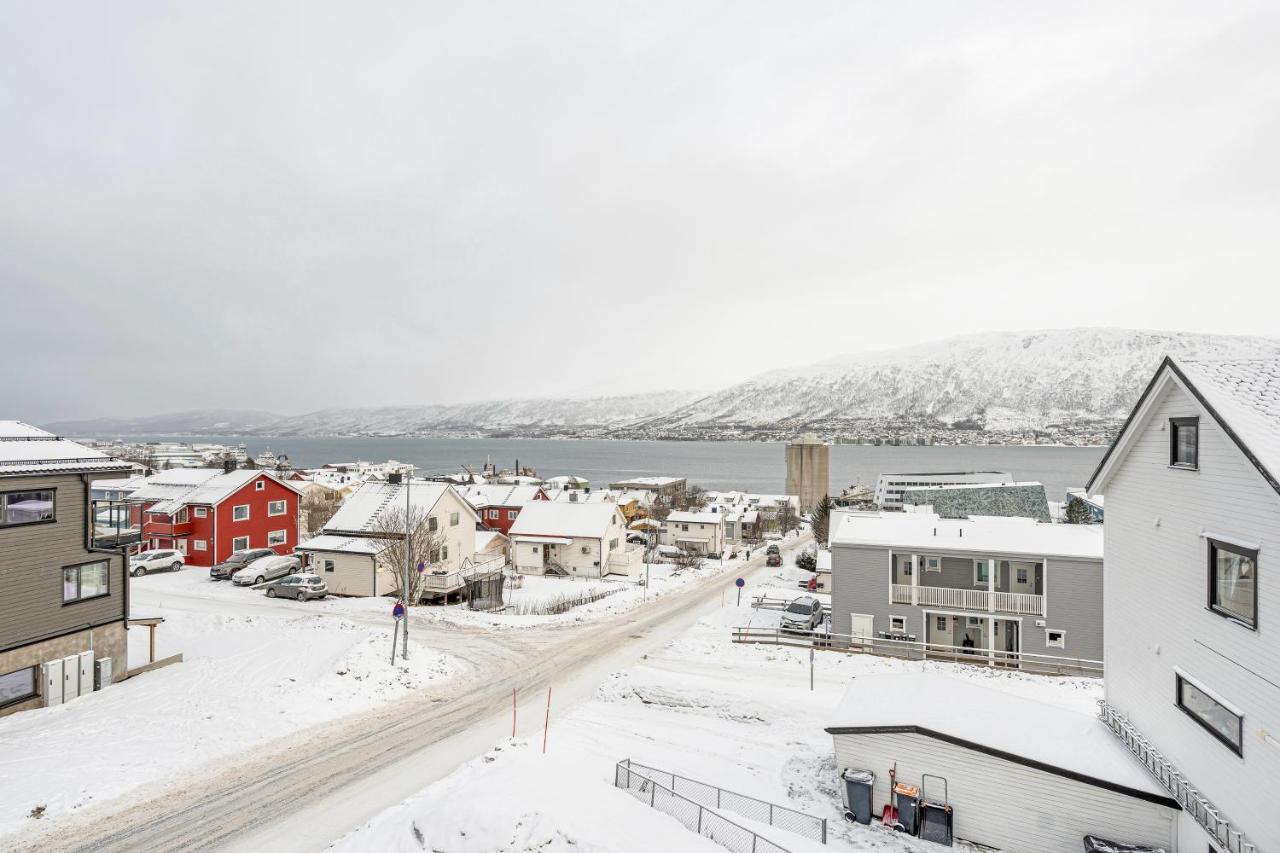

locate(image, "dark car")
[[210, 548, 276, 581], [765, 543, 781, 556]]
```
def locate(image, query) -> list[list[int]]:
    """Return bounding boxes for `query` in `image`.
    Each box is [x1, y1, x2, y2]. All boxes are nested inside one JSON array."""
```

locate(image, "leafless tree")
[[301, 488, 339, 536], [646, 496, 672, 522], [673, 484, 707, 511], [370, 504, 447, 604], [776, 503, 800, 536], [671, 548, 703, 572]]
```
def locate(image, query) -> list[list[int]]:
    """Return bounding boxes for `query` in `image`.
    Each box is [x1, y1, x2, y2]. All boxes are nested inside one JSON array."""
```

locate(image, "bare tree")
[[671, 548, 703, 572], [301, 487, 339, 536], [776, 503, 800, 536], [646, 495, 672, 522], [673, 484, 707, 511], [370, 504, 447, 604]]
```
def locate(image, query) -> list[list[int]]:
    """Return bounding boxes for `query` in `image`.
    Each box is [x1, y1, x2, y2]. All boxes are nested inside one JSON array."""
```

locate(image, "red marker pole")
[[542, 686, 552, 754]]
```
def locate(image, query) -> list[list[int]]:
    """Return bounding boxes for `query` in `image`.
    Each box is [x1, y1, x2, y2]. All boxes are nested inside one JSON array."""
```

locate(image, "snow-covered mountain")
[[646, 328, 1280, 431]]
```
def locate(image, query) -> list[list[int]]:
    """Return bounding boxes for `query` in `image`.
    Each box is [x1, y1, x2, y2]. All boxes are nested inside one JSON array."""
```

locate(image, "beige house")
[[297, 479, 481, 597], [661, 510, 726, 556], [509, 502, 642, 578]]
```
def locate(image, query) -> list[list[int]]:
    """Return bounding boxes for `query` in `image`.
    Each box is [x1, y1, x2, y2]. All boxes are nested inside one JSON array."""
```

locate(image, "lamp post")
[[401, 474, 411, 661]]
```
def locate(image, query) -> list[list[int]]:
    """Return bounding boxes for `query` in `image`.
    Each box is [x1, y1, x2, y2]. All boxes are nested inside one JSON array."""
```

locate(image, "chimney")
[[959, 528, 963, 538], [223, 459, 237, 474], [388, 472, 403, 485]]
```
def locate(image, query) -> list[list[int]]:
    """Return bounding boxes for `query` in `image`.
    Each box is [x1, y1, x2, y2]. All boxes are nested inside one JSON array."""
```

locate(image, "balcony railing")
[[891, 583, 1044, 616], [1099, 701, 1257, 853], [144, 519, 192, 537]]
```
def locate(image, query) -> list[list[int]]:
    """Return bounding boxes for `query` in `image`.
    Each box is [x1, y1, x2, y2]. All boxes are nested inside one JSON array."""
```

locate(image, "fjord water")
[[131, 436, 1105, 500]]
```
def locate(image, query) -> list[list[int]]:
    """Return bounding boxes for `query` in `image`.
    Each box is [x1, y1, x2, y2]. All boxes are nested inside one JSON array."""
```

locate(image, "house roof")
[[1088, 356, 1280, 498], [457, 484, 546, 510], [549, 488, 615, 504], [610, 476, 684, 487], [826, 674, 1173, 807], [508, 501, 622, 539], [0, 421, 133, 476], [324, 480, 474, 535], [666, 511, 723, 525], [126, 468, 301, 514], [830, 511, 1102, 560], [295, 534, 384, 555]]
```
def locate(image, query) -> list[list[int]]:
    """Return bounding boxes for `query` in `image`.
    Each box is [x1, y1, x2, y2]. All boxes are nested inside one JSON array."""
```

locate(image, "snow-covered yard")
[[334, 575, 1101, 852]]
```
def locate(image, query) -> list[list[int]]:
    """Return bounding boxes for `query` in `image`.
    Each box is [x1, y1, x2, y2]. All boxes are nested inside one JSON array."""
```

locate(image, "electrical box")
[[78, 651, 95, 695], [94, 657, 114, 691], [41, 659, 63, 707], [61, 655, 81, 702]]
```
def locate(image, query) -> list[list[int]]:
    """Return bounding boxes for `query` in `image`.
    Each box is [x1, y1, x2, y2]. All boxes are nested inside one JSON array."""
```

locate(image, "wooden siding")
[[0, 473, 126, 653], [831, 730, 1177, 852], [1103, 379, 1280, 852]]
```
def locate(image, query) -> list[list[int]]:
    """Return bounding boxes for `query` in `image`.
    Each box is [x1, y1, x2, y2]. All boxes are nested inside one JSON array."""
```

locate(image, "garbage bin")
[[892, 782, 920, 834], [840, 769, 875, 824], [1082, 836, 1167, 853]]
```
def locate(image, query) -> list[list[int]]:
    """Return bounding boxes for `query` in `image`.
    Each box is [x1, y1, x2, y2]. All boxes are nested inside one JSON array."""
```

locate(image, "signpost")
[[390, 601, 405, 664], [735, 576, 744, 607]]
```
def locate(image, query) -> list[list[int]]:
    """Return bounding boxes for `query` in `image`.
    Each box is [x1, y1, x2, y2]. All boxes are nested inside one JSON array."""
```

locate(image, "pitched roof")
[[508, 501, 622, 539], [1088, 356, 1280, 497], [457, 483, 545, 510], [295, 533, 383, 555], [323, 480, 475, 535], [831, 511, 1102, 560], [126, 468, 300, 514], [0, 421, 133, 476], [666, 510, 723, 525]]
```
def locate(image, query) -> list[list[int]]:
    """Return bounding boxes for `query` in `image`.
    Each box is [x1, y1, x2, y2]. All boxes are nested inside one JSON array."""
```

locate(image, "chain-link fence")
[[623, 759, 827, 844], [615, 761, 791, 853]]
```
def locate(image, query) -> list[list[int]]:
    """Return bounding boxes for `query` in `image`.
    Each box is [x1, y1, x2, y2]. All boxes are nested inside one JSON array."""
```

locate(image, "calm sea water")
[[128, 436, 1105, 501]]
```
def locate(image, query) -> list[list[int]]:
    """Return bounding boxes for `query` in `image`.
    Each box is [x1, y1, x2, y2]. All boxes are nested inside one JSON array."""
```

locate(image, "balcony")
[[145, 519, 193, 537], [891, 582, 1045, 616]]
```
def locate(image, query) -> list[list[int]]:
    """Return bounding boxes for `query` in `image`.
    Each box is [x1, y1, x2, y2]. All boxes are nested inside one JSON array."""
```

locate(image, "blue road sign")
[[392, 602, 405, 619], [735, 578, 745, 588]]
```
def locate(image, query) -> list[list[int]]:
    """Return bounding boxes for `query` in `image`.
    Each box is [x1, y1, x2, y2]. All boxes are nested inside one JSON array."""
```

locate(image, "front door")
[[849, 613, 874, 648], [1008, 561, 1035, 595], [897, 556, 914, 585]]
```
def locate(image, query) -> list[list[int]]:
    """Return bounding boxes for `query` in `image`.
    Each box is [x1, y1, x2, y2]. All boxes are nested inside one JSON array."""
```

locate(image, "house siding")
[[1102, 378, 1280, 853]]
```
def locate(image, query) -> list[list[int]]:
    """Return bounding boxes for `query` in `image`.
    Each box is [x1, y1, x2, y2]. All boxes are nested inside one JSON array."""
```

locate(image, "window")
[[441, 545, 448, 560], [194, 540, 207, 551], [232, 535, 250, 551], [175, 508, 188, 523], [1016, 567, 1029, 584], [973, 559, 998, 587], [1045, 629, 1065, 648], [267, 500, 286, 516], [323, 559, 335, 573], [1170, 417, 1199, 469], [530, 545, 540, 553], [232, 505, 250, 521], [581, 545, 590, 554], [935, 616, 947, 632], [890, 616, 906, 632], [428, 517, 438, 532], [255, 480, 265, 491], [900, 558, 913, 577], [63, 560, 110, 604], [966, 616, 982, 628], [0, 667, 37, 708], [1207, 539, 1256, 627], [508, 510, 517, 520], [193, 506, 207, 518], [487, 509, 498, 520], [1, 489, 55, 527], [681, 524, 689, 531], [925, 556, 941, 573], [267, 530, 287, 546], [450, 512, 459, 527], [1176, 674, 1243, 755]]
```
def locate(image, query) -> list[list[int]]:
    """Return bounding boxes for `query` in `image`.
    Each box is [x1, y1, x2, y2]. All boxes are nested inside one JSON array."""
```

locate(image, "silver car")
[[264, 573, 329, 601], [232, 554, 300, 586], [781, 596, 823, 633]]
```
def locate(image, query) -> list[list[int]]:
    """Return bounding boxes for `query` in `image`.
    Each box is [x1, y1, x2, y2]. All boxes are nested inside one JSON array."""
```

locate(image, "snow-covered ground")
[[0, 569, 456, 841], [333, 574, 1102, 852]]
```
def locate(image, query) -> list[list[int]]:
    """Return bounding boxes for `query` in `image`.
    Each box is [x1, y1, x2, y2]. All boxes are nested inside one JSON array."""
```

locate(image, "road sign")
[[392, 602, 405, 620], [416, 561, 425, 574], [735, 578, 745, 588]]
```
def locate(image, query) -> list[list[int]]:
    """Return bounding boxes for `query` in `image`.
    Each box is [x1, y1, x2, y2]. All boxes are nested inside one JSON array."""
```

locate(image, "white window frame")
[[175, 507, 189, 523], [1045, 629, 1065, 648], [508, 509, 518, 520], [889, 615, 907, 632], [193, 540, 208, 551], [193, 506, 207, 518], [972, 559, 1000, 589], [267, 499, 287, 517], [322, 559, 335, 573], [255, 480, 265, 491], [232, 535, 250, 551], [924, 555, 942, 573], [267, 529, 287, 546], [232, 504, 250, 522]]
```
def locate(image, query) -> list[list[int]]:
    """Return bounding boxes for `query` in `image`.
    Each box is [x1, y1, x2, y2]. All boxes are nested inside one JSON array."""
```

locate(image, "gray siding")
[[0, 473, 127, 653], [1102, 379, 1280, 852]]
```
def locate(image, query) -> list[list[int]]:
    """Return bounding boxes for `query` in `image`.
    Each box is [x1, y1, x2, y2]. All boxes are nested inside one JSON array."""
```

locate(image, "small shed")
[[825, 674, 1179, 852]]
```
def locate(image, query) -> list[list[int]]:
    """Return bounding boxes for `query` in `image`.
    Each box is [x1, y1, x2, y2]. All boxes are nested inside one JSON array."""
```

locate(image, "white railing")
[[890, 583, 1044, 616], [420, 554, 504, 591], [1099, 701, 1257, 853]]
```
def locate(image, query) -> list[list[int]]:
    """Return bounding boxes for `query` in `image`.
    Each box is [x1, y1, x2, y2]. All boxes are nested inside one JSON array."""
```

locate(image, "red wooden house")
[[457, 484, 549, 535], [126, 464, 303, 567]]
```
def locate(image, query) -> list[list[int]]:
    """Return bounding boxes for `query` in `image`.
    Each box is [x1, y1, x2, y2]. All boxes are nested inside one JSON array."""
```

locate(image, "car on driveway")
[[210, 547, 277, 581], [130, 549, 184, 577], [232, 554, 301, 586], [766, 551, 782, 567], [780, 595, 824, 633], [264, 573, 328, 601]]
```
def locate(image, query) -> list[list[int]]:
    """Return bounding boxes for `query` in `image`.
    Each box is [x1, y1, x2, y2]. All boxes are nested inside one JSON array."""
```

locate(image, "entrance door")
[[849, 613, 874, 649], [1008, 561, 1035, 595]]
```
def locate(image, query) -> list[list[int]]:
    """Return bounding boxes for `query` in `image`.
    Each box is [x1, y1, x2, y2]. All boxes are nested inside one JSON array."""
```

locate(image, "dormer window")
[[1169, 417, 1199, 469]]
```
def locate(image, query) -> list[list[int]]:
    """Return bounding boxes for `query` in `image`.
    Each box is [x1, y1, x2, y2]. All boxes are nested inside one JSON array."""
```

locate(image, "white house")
[[661, 510, 727, 556], [508, 502, 640, 578], [296, 479, 481, 598], [1087, 356, 1280, 853]]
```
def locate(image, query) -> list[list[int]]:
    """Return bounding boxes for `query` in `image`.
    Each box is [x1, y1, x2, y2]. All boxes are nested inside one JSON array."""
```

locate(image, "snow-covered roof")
[[610, 476, 683, 487], [0, 421, 133, 476], [475, 530, 508, 553], [665, 511, 723, 525], [508, 501, 622, 539], [324, 480, 471, 534], [458, 484, 546, 510], [827, 674, 1167, 801], [901, 480, 1042, 492], [295, 534, 383, 555], [544, 475, 588, 487], [830, 512, 1102, 560], [549, 488, 614, 504], [125, 468, 300, 514]]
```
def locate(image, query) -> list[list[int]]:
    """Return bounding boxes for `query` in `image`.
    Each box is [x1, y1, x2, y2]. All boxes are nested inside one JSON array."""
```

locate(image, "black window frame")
[[0, 665, 39, 709], [62, 558, 112, 606], [1207, 538, 1258, 629], [0, 487, 57, 529], [1169, 417, 1199, 470], [1176, 674, 1243, 756]]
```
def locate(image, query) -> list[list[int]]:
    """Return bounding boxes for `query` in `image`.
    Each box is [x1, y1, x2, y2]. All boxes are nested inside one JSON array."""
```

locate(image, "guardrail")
[[614, 760, 790, 853], [731, 627, 1102, 677], [890, 583, 1045, 616], [622, 759, 826, 844]]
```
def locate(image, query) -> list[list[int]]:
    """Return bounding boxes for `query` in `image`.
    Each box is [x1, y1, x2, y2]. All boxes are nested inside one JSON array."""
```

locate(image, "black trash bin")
[[1082, 835, 1167, 853], [840, 769, 875, 824], [892, 781, 920, 834]]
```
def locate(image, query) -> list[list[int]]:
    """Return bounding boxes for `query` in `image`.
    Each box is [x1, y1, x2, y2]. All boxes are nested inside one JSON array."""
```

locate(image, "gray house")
[[829, 511, 1104, 666], [1088, 356, 1279, 853], [0, 422, 134, 717]]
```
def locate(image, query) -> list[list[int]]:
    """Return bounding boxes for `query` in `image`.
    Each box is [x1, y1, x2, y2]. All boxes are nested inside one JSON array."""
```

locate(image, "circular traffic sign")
[[416, 561, 425, 574], [735, 578, 745, 588], [392, 602, 405, 619]]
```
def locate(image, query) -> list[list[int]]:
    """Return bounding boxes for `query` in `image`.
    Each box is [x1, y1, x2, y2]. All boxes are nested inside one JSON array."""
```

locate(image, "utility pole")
[[402, 475, 411, 661]]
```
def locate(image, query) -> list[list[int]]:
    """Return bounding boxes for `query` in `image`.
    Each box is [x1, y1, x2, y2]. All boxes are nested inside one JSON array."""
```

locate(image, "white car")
[[781, 596, 824, 633], [232, 554, 300, 586], [130, 549, 184, 577]]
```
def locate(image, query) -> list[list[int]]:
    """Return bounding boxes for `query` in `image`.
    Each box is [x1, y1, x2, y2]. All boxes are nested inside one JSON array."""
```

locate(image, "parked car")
[[129, 549, 184, 577], [264, 573, 328, 601], [766, 551, 783, 567], [650, 544, 684, 562], [765, 543, 781, 555], [232, 554, 301, 586], [781, 596, 823, 633], [210, 547, 277, 581]]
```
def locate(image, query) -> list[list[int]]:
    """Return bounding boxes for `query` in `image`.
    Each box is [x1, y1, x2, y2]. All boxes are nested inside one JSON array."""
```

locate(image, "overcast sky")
[[3, 1, 1279, 421]]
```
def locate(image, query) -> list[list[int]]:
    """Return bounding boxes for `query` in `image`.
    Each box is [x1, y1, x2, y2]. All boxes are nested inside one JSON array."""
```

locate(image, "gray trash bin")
[[840, 769, 875, 824]]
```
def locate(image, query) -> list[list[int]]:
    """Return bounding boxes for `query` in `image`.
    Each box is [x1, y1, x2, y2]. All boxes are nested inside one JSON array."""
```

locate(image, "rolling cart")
[[919, 774, 954, 846]]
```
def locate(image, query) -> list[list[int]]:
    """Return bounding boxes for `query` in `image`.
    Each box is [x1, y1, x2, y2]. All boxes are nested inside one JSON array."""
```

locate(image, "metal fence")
[[623, 759, 826, 844], [614, 761, 791, 853], [731, 626, 1104, 678]]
